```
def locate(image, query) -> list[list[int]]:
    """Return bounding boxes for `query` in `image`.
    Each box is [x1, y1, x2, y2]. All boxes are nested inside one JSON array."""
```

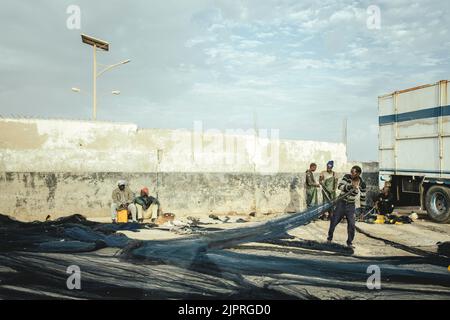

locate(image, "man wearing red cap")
[[134, 187, 161, 223]]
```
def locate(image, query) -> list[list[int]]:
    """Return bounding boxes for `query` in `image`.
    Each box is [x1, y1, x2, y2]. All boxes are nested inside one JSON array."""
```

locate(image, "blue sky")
[[1, 0, 450, 161]]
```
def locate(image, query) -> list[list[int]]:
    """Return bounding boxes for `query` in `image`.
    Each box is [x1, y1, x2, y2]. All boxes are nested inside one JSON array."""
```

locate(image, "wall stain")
[[29, 172, 36, 189], [15, 197, 27, 208], [44, 173, 58, 209], [5, 172, 14, 182], [0, 121, 48, 149]]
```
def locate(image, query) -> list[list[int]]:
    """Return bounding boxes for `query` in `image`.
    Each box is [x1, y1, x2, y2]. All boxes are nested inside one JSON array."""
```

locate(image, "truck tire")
[[425, 185, 450, 223]]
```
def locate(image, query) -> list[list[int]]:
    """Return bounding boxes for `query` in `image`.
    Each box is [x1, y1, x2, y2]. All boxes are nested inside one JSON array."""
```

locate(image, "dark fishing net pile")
[[0, 214, 137, 253], [1, 202, 450, 300], [0, 201, 334, 256]]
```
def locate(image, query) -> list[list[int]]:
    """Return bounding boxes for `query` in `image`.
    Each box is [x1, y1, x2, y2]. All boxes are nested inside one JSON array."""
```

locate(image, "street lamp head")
[[81, 34, 109, 51], [71, 87, 81, 92], [122, 59, 131, 64], [112, 90, 121, 95]]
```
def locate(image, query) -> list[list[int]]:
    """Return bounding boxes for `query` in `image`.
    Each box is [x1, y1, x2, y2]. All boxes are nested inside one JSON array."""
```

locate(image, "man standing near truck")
[[375, 186, 395, 215], [319, 160, 338, 219], [305, 163, 321, 208], [327, 165, 367, 248]]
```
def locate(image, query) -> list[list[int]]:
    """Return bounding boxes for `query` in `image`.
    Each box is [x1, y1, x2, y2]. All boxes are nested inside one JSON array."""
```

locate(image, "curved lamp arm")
[[97, 59, 131, 78]]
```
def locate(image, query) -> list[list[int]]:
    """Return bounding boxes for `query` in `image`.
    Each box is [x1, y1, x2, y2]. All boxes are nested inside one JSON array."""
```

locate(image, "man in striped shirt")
[[327, 165, 367, 248]]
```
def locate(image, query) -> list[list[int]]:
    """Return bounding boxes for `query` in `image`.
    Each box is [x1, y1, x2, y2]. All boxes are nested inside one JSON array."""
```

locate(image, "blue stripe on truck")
[[379, 105, 450, 125], [380, 168, 450, 175]]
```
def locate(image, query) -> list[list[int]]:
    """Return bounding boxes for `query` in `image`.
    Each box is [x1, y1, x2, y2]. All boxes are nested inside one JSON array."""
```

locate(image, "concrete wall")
[[0, 118, 378, 221]]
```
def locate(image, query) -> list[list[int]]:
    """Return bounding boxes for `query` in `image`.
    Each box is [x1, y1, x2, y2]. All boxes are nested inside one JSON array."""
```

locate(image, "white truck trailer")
[[379, 80, 450, 223]]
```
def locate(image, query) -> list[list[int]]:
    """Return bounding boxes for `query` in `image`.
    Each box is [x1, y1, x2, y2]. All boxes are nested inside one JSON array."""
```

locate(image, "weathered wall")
[[0, 118, 350, 173], [0, 118, 378, 221]]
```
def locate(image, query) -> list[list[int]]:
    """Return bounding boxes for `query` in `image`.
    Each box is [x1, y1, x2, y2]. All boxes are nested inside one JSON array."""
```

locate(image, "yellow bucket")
[[374, 215, 386, 224], [117, 209, 128, 223]]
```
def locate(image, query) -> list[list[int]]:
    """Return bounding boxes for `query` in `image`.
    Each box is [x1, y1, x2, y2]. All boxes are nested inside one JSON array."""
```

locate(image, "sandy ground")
[[87, 212, 450, 264], [104, 214, 450, 258]]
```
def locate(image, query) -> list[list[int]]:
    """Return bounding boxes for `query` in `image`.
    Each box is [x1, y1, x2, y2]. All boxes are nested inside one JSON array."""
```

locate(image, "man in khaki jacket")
[[111, 180, 137, 223]]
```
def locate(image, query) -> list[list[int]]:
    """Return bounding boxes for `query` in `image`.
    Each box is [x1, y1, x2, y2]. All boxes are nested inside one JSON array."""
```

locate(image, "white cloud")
[[329, 9, 355, 22], [238, 39, 264, 49], [1, 0, 450, 161], [256, 32, 275, 39]]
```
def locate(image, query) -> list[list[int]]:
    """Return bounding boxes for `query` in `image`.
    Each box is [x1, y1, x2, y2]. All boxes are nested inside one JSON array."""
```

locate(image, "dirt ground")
[[1, 211, 449, 300], [112, 212, 450, 257]]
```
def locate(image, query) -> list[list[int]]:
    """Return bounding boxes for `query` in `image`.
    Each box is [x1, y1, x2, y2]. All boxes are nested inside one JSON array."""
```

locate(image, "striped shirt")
[[338, 174, 367, 206]]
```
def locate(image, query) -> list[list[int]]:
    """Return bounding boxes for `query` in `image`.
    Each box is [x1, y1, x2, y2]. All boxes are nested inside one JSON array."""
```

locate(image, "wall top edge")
[[0, 118, 346, 147]]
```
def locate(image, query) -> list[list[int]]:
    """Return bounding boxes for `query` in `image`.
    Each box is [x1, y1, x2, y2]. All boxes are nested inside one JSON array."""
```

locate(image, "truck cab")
[[378, 80, 450, 223]]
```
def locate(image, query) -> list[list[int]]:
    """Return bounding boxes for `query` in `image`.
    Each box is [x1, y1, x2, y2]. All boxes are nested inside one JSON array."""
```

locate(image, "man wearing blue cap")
[[320, 161, 338, 207]]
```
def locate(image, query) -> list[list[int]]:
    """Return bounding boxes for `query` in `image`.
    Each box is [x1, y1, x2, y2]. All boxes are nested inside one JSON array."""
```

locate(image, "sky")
[[1, 0, 450, 161]]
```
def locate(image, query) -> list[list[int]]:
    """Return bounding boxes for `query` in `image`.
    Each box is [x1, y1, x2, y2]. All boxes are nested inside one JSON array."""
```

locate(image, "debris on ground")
[[207, 214, 231, 223], [156, 213, 175, 225], [159, 220, 185, 228], [187, 216, 200, 226], [362, 214, 413, 225]]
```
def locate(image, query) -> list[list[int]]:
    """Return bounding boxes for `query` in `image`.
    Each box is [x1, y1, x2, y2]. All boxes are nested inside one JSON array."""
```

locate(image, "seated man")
[[111, 180, 137, 223], [134, 187, 162, 222], [375, 186, 394, 215]]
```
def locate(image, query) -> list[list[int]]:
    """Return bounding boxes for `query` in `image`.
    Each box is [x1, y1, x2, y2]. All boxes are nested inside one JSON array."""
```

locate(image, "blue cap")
[[327, 161, 334, 167]]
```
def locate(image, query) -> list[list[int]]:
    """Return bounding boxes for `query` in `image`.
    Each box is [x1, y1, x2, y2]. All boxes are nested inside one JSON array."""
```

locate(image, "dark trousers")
[[379, 202, 394, 215], [327, 200, 356, 245]]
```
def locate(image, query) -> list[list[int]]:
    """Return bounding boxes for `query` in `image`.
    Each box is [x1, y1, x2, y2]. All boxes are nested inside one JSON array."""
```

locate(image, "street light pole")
[[81, 34, 129, 121], [93, 43, 97, 120]]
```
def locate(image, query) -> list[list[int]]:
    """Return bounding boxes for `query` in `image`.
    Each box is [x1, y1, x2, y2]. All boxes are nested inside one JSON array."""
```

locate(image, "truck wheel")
[[425, 186, 450, 223]]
